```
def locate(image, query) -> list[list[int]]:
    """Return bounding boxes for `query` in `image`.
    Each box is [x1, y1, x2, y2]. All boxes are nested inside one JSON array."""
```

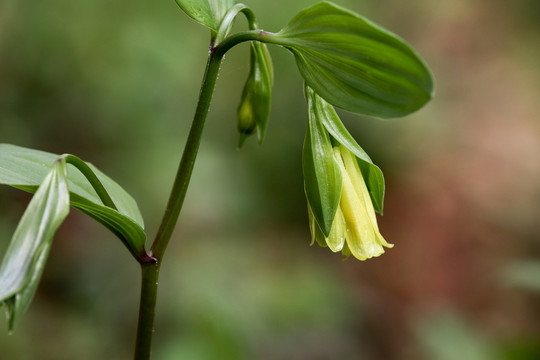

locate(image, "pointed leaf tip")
[[303, 87, 342, 236], [175, 0, 236, 32], [0, 159, 70, 331]]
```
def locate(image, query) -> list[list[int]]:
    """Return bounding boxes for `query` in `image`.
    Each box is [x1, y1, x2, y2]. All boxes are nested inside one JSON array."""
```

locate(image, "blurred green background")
[[1, 0, 540, 359]]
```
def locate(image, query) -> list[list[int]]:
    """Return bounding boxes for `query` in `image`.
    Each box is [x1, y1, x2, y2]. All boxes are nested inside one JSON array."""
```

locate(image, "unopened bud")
[[236, 42, 273, 148]]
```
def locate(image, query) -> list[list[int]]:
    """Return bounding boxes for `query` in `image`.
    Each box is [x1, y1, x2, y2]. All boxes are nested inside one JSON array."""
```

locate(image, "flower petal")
[[326, 207, 346, 252], [339, 146, 394, 249], [333, 147, 388, 260]]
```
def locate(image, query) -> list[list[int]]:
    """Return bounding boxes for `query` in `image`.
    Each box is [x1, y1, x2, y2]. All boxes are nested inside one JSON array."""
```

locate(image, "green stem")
[[133, 52, 223, 360], [134, 264, 159, 359], [151, 53, 223, 260], [133, 25, 269, 359], [214, 29, 274, 57]]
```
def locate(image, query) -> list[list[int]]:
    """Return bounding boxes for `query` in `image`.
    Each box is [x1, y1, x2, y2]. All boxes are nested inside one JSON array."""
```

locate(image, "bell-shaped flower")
[[303, 85, 392, 260], [338, 145, 393, 259]]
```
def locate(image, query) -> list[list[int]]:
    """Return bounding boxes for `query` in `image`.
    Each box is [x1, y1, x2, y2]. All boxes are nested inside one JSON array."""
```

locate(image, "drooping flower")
[[308, 145, 393, 260], [303, 85, 392, 260]]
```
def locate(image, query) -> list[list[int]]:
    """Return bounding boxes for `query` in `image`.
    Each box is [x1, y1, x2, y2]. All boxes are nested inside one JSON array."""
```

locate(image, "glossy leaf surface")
[[0, 159, 70, 331], [174, 0, 235, 32], [0, 144, 146, 259], [303, 89, 342, 236], [305, 86, 385, 214], [272, 1, 434, 118]]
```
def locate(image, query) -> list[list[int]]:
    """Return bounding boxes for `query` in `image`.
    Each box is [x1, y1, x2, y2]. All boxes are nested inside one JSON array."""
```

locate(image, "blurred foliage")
[[1, 0, 540, 359], [502, 260, 540, 294], [414, 311, 501, 360]]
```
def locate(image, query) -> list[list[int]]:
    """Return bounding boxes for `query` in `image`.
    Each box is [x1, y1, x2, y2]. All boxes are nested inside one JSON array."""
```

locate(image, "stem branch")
[[213, 29, 273, 57], [150, 53, 223, 260], [133, 52, 223, 360]]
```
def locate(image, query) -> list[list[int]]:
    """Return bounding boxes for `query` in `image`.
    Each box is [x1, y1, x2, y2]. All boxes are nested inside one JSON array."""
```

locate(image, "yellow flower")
[[309, 145, 393, 261]]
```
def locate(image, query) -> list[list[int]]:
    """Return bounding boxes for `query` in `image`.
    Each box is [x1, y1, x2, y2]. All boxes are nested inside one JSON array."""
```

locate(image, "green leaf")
[[0, 159, 70, 331], [174, 0, 235, 32], [303, 88, 342, 236], [271, 1, 434, 118], [214, 3, 253, 45], [0, 144, 147, 260], [307, 88, 385, 214]]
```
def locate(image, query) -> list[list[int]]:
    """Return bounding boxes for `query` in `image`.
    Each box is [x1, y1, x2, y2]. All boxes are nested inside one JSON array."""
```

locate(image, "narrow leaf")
[[0, 159, 70, 331], [0, 144, 147, 260], [271, 1, 434, 118], [308, 89, 385, 213], [303, 88, 342, 236], [174, 0, 235, 32]]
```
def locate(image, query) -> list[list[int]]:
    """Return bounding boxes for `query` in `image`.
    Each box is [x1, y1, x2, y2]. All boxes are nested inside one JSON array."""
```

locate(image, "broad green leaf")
[[0, 159, 70, 331], [307, 88, 385, 214], [303, 88, 342, 236], [0, 144, 146, 260], [174, 0, 235, 32], [271, 1, 434, 118], [237, 41, 274, 147]]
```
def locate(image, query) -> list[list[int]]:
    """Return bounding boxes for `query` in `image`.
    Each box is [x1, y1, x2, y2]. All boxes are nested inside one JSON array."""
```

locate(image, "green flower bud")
[[237, 91, 258, 147], [236, 41, 273, 148]]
